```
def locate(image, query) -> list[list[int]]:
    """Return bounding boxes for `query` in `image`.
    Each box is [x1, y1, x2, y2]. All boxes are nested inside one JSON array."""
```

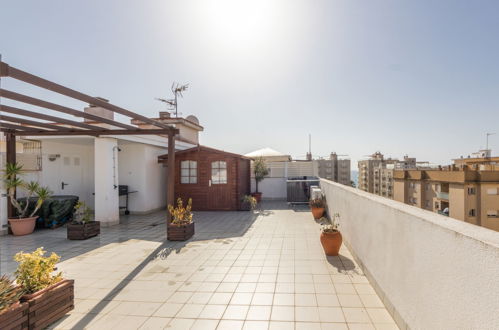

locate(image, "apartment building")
[[358, 152, 417, 198], [393, 151, 499, 232], [317, 152, 351, 185]]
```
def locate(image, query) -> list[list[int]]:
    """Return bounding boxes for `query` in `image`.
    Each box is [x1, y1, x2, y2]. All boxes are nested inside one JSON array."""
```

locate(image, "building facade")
[[393, 153, 499, 232], [317, 152, 351, 186], [358, 152, 417, 198]]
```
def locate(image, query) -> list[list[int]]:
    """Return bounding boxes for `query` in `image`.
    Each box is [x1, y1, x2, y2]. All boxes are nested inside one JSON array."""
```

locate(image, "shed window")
[[180, 160, 197, 184], [211, 161, 227, 184]]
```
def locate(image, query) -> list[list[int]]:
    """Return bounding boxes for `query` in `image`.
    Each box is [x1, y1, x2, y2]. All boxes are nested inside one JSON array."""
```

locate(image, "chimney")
[[159, 111, 171, 119], [84, 97, 114, 122]]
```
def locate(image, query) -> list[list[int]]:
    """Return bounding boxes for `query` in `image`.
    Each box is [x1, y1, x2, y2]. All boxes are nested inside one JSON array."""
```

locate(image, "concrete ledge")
[[320, 178, 499, 329]]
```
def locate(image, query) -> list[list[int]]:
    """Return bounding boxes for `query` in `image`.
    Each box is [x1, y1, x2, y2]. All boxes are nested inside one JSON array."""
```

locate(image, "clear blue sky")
[[1, 0, 498, 168]]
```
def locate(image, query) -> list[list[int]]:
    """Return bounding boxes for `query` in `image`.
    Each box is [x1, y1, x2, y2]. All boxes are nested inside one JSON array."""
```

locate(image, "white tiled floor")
[[0, 202, 398, 329]]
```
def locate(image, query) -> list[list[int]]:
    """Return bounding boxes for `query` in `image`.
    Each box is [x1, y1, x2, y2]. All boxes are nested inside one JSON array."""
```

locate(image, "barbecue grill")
[[119, 185, 137, 215]]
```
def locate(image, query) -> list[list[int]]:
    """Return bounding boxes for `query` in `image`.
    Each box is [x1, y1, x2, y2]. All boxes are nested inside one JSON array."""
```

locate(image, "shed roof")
[[158, 145, 250, 163]]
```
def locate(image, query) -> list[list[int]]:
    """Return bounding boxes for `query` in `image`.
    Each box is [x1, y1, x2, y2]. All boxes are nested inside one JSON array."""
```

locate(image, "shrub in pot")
[[320, 213, 343, 256], [167, 198, 194, 241], [3, 163, 52, 236], [240, 195, 257, 211], [310, 194, 326, 219], [14, 248, 74, 329], [251, 157, 269, 202], [0, 275, 27, 329], [67, 202, 100, 240]]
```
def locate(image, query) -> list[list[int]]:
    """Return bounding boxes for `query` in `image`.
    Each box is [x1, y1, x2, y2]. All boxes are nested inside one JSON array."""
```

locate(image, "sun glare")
[[196, 0, 278, 52]]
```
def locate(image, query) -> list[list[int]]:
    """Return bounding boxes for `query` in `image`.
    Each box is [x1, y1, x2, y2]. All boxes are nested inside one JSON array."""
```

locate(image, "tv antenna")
[[486, 132, 495, 151], [155, 82, 189, 118]]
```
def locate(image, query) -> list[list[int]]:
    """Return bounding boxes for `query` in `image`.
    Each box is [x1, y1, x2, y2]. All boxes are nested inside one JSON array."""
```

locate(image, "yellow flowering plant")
[[14, 247, 63, 294], [168, 198, 193, 226]]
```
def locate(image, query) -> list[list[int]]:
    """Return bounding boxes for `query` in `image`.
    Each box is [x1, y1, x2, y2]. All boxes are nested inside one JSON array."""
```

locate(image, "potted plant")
[[15, 248, 74, 329], [167, 198, 194, 241], [252, 157, 269, 203], [67, 202, 100, 240], [0, 275, 28, 329], [240, 195, 257, 211], [320, 213, 343, 256], [3, 162, 52, 236], [310, 194, 326, 219]]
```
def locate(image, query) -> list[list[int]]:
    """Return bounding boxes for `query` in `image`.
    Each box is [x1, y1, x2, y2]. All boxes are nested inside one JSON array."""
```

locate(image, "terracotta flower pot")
[[320, 230, 343, 256], [8, 217, 37, 236], [251, 192, 262, 203], [311, 207, 325, 219]]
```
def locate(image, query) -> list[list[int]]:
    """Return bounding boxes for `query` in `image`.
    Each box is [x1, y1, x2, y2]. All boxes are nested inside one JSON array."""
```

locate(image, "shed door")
[[208, 160, 231, 210]]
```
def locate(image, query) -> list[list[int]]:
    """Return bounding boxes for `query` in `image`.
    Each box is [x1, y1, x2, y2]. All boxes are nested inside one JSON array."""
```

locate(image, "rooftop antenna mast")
[[155, 82, 189, 118], [486, 132, 495, 151]]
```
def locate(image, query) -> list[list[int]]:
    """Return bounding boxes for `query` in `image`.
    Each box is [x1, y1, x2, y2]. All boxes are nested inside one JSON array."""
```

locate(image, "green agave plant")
[[0, 275, 23, 313], [3, 162, 52, 218]]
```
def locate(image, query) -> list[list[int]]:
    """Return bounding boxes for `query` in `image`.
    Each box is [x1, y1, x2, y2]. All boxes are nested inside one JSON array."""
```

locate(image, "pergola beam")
[[0, 114, 79, 131], [0, 88, 136, 130], [0, 122, 51, 132], [0, 104, 106, 131], [0, 128, 178, 137], [2, 62, 174, 130]]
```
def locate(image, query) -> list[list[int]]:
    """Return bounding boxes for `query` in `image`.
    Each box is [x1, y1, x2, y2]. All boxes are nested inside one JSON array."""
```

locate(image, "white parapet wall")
[[320, 179, 499, 330]]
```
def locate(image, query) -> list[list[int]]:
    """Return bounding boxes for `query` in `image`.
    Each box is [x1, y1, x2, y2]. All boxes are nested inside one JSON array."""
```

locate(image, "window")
[[425, 200, 430, 208], [487, 188, 498, 195], [211, 161, 227, 184], [180, 160, 197, 184], [425, 184, 430, 191], [487, 210, 498, 218], [467, 187, 476, 195], [469, 209, 476, 217]]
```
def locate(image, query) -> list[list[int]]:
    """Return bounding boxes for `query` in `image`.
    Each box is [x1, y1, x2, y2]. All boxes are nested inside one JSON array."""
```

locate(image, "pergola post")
[[5, 133, 16, 218], [166, 131, 175, 228]]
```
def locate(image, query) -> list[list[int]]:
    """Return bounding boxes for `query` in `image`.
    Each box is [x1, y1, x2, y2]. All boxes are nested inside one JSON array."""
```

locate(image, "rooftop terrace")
[[0, 202, 396, 330]]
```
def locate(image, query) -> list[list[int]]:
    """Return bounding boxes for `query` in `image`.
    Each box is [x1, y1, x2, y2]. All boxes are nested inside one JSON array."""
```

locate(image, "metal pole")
[[166, 131, 176, 230], [6, 133, 16, 218]]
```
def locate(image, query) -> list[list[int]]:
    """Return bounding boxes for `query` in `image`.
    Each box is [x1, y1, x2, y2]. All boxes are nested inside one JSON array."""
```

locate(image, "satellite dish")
[[186, 115, 199, 125]]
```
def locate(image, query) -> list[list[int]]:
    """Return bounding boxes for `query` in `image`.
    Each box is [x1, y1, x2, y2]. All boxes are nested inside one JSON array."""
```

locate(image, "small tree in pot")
[[252, 157, 269, 203], [320, 213, 343, 256], [67, 202, 100, 240], [3, 163, 52, 236]]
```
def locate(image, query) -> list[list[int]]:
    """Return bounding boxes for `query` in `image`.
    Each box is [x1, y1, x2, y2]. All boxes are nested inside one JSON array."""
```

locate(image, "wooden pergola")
[[0, 61, 177, 228]]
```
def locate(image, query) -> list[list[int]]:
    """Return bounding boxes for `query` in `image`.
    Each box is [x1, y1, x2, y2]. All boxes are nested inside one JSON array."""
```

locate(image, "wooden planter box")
[[167, 222, 194, 241], [67, 221, 100, 240], [21, 279, 74, 330], [0, 302, 29, 330]]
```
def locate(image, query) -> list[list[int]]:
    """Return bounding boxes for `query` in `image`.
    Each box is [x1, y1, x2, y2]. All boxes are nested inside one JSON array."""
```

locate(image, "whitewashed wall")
[[250, 161, 319, 200], [118, 143, 167, 213], [30, 139, 95, 208], [320, 179, 499, 329]]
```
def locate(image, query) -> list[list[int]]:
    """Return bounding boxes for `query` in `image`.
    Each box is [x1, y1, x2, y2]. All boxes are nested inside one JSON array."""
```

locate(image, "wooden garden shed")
[[158, 146, 251, 211]]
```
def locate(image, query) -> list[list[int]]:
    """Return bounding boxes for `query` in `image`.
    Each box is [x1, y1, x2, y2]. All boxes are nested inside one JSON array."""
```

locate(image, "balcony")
[[436, 192, 449, 200], [320, 179, 499, 329]]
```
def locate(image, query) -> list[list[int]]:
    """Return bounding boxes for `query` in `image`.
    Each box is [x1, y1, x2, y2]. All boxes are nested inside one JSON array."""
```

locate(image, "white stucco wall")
[[36, 139, 95, 208], [118, 142, 167, 213], [320, 179, 499, 329], [250, 178, 286, 199]]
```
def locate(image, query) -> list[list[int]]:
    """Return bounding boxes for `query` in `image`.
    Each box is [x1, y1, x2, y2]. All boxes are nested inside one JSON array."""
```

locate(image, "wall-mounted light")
[[48, 154, 60, 161]]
